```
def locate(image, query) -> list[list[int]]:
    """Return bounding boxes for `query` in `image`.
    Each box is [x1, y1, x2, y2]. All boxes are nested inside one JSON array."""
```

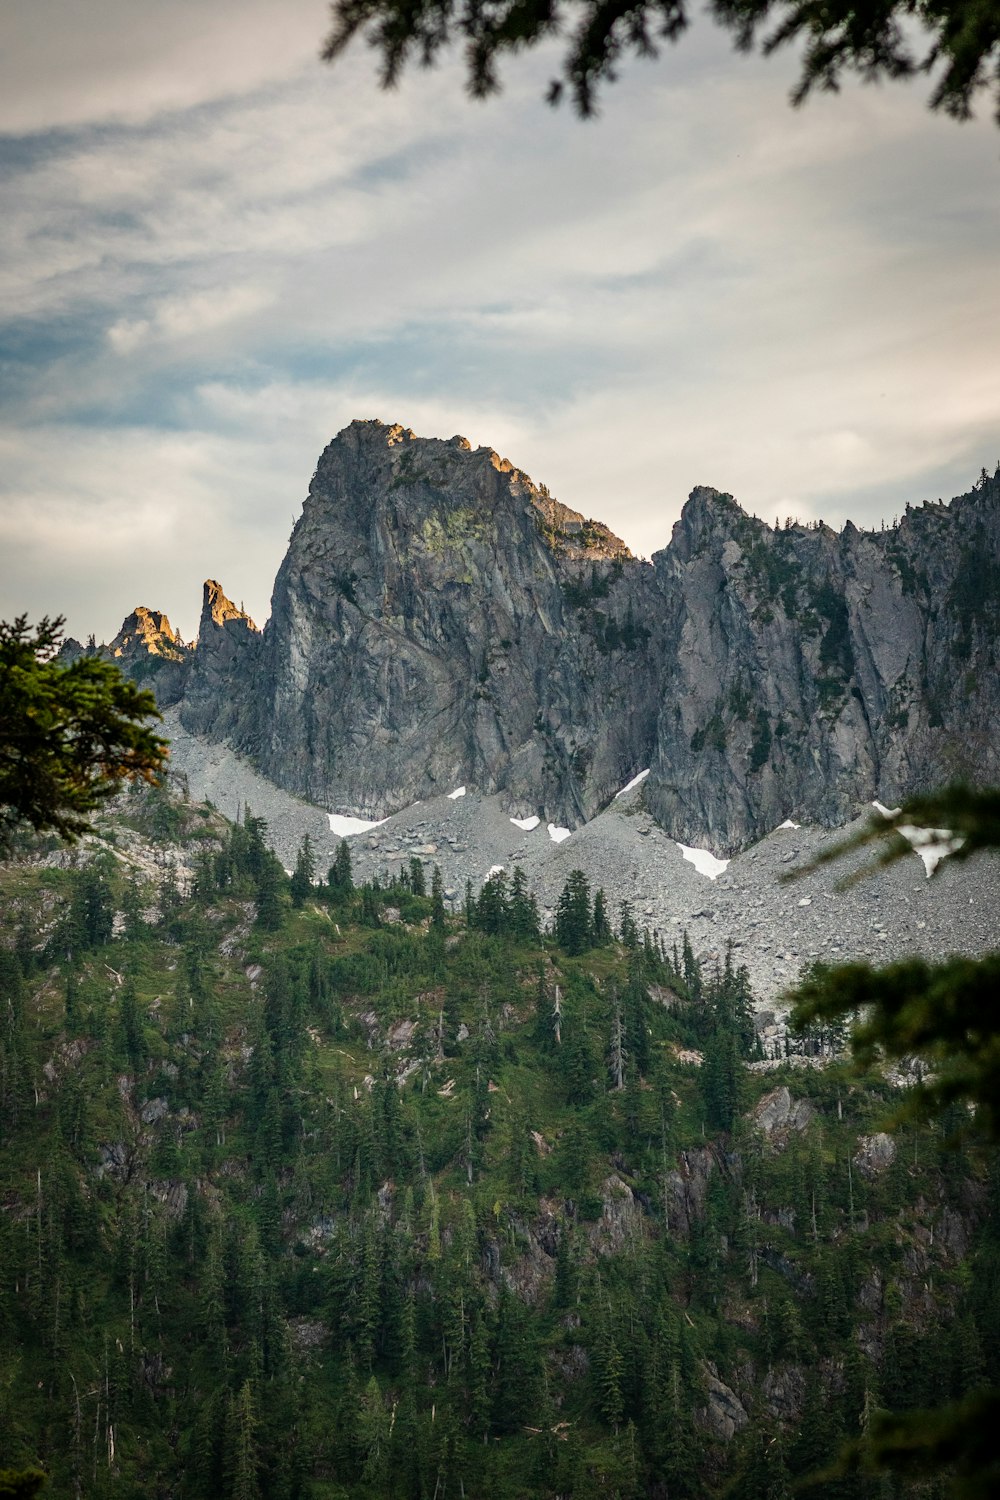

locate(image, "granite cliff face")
[[645, 481, 1000, 848], [199, 421, 665, 822], [102, 421, 1000, 851], [181, 581, 261, 739]]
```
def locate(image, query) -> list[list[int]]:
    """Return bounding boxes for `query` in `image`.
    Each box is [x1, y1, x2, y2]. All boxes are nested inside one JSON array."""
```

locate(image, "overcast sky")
[[2, 0, 998, 643]]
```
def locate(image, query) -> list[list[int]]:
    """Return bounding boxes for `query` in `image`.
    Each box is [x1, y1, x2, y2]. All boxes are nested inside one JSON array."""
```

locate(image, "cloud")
[[0, 0, 325, 133], [1, 15, 997, 643], [0, 420, 296, 642], [107, 284, 272, 353]]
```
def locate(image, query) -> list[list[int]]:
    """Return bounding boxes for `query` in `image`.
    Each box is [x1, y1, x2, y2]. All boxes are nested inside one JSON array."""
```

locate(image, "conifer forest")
[[1, 787, 998, 1499]]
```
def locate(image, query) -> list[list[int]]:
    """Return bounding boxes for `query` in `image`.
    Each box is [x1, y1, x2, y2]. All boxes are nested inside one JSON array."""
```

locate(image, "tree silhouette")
[[0, 616, 166, 845], [323, 0, 1000, 123]]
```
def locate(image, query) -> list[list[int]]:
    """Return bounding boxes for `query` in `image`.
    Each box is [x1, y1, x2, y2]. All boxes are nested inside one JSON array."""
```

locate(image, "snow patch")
[[447, 786, 466, 800], [547, 823, 572, 844], [872, 801, 963, 877], [778, 819, 800, 830], [897, 825, 965, 878], [614, 768, 650, 799], [872, 800, 902, 819], [485, 864, 505, 879], [676, 843, 730, 880], [328, 813, 387, 837], [510, 815, 540, 831]]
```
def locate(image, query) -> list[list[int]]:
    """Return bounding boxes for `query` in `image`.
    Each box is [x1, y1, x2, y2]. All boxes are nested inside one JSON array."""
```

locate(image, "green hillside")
[[0, 789, 996, 1498]]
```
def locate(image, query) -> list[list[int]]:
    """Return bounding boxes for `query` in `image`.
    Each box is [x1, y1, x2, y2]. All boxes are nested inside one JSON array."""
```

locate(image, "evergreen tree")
[[227, 1380, 261, 1500], [618, 899, 639, 949], [733, 1428, 792, 1500], [594, 1301, 625, 1430], [121, 874, 147, 942], [592, 887, 612, 945], [70, 861, 115, 950], [254, 855, 285, 930], [117, 977, 147, 1068], [561, 1006, 594, 1105], [0, 613, 166, 843], [555, 869, 592, 955], [289, 833, 316, 908], [509, 865, 540, 941], [191, 848, 217, 905], [558, 1116, 592, 1197], [703, 1023, 743, 1132], [328, 838, 353, 897], [621, 964, 651, 1077], [431, 865, 446, 933], [476, 870, 510, 935]]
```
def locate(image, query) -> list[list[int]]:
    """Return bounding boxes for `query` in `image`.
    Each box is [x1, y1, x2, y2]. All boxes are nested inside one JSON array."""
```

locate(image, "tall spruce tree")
[[328, 837, 353, 897], [289, 833, 316, 908], [555, 869, 592, 956]]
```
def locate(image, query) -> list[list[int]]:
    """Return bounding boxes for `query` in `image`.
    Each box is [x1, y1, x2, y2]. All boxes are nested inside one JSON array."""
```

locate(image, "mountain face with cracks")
[[90, 420, 1000, 853]]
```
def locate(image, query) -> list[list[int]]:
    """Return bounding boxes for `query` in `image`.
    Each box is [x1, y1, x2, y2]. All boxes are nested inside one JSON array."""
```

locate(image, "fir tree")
[[431, 865, 446, 933], [618, 899, 639, 949], [555, 869, 592, 955], [328, 837, 353, 897], [289, 832, 316, 908], [254, 855, 285, 930], [509, 865, 540, 941], [592, 887, 612, 945]]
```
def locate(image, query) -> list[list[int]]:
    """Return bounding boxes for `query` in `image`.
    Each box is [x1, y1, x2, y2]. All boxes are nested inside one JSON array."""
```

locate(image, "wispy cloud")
[[1, 5, 997, 642], [107, 284, 272, 353]]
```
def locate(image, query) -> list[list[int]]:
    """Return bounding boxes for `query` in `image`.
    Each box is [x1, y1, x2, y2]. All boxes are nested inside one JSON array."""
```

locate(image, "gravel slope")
[[162, 708, 1000, 1004]]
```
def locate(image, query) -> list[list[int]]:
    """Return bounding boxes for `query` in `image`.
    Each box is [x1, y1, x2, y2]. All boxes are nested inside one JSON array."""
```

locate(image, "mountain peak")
[[109, 606, 187, 661], [201, 580, 257, 634]]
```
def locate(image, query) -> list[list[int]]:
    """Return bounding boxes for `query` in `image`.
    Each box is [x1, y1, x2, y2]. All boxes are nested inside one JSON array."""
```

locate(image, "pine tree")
[[618, 899, 639, 949], [509, 865, 540, 941], [121, 873, 147, 942], [561, 1005, 594, 1105], [228, 1380, 261, 1500], [558, 1116, 592, 1197], [328, 838, 353, 897], [555, 869, 592, 955], [289, 833, 315, 908], [431, 865, 446, 933], [254, 855, 285, 930], [359, 1375, 391, 1486], [595, 1300, 625, 1431], [117, 978, 147, 1068], [608, 991, 626, 1090], [192, 848, 216, 905], [592, 887, 612, 945], [476, 870, 509, 935], [703, 1024, 743, 1132], [70, 862, 115, 950]]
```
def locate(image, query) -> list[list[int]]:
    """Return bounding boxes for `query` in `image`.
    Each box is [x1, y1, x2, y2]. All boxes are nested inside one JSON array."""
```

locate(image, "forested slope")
[[0, 789, 997, 1498]]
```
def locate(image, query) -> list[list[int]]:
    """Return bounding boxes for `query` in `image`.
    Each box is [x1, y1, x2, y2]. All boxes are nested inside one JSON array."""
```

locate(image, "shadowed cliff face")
[[645, 481, 1000, 850], [105, 419, 999, 851]]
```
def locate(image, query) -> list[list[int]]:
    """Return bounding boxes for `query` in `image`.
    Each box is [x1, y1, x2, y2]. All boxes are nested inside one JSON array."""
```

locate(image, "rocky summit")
[[80, 419, 1000, 854]]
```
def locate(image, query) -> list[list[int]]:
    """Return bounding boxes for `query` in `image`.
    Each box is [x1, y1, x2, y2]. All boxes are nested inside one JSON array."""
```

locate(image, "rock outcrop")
[[61, 604, 192, 704], [751, 1086, 814, 1144], [97, 420, 1000, 851], [181, 581, 261, 738], [645, 480, 1000, 849]]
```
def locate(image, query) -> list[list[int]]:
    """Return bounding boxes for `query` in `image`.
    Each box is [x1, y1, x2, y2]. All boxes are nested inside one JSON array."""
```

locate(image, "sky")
[[2, 0, 998, 644]]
